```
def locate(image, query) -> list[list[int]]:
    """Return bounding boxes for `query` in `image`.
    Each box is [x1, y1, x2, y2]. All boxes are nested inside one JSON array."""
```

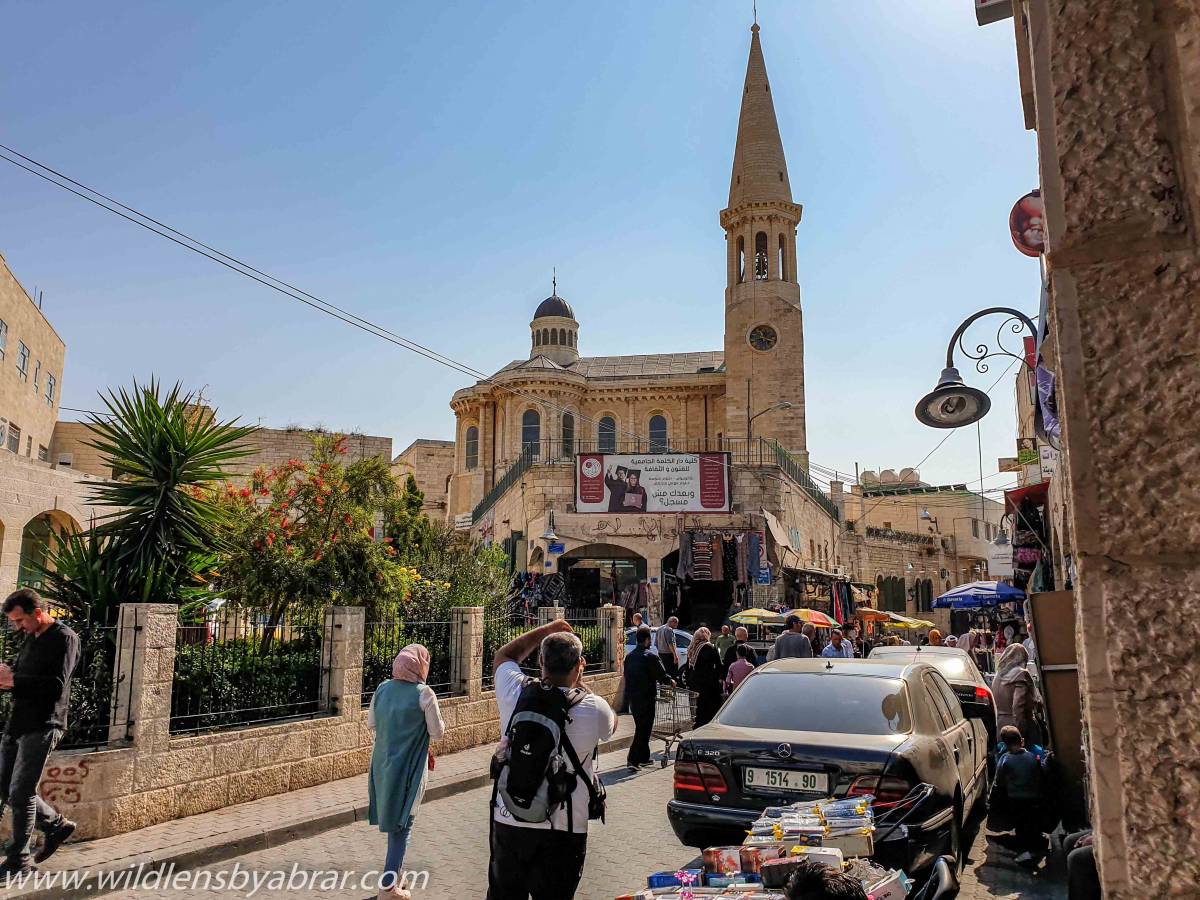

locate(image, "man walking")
[[820, 628, 855, 659], [622, 627, 673, 770], [714, 625, 736, 669], [767, 615, 813, 661], [656, 616, 681, 679], [722, 626, 751, 670], [0, 589, 80, 874], [488, 619, 616, 899]]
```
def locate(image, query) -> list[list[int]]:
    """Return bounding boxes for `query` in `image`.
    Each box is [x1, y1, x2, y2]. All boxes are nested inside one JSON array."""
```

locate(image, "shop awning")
[[1004, 481, 1049, 514], [761, 509, 801, 567]]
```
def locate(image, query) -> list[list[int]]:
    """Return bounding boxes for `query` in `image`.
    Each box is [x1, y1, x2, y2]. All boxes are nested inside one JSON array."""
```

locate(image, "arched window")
[[541, 328, 550, 346], [549, 329, 558, 345], [649, 415, 668, 453], [570, 331, 576, 347], [561, 413, 575, 457], [464, 426, 479, 470], [917, 579, 933, 613], [522, 409, 541, 457], [777, 233, 787, 282], [533, 331, 540, 347], [559, 328, 567, 345], [598, 416, 617, 453], [754, 231, 768, 280], [736, 236, 746, 283]]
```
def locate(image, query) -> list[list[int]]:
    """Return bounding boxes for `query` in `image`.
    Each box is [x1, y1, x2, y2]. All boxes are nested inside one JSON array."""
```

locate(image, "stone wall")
[[391, 439, 455, 519], [1019, 1, 1200, 895], [29, 604, 623, 843]]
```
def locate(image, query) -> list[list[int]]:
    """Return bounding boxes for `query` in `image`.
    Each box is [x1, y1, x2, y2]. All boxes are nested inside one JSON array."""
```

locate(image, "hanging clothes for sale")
[[746, 532, 762, 583], [710, 536, 724, 581], [692, 535, 714, 580], [722, 537, 739, 585], [677, 531, 695, 580], [735, 534, 749, 584]]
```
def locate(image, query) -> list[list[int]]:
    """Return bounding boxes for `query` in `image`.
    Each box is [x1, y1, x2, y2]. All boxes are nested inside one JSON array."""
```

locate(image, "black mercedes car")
[[666, 658, 988, 871]]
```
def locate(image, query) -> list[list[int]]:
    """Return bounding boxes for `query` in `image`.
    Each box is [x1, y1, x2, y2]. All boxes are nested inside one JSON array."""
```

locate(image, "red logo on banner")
[[578, 455, 605, 503], [698, 454, 727, 509]]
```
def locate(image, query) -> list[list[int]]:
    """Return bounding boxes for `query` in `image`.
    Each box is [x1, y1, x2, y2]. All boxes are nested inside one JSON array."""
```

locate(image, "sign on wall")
[[575, 453, 731, 513], [1009, 189, 1045, 257], [453, 513, 472, 531], [987, 540, 1015, 578], [975, 0, 1013, 26]]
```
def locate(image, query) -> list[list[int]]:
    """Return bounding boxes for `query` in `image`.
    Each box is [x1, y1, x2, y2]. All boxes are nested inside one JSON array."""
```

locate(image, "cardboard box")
[[788, 845, 844, 870], [702, 846, 743, 875]]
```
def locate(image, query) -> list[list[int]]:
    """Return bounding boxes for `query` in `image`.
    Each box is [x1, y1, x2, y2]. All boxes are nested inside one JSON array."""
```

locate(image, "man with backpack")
[[488, 619, 617, 899]]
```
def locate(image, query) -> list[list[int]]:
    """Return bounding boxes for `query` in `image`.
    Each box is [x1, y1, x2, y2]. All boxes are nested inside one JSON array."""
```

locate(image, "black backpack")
[[489, 679, 605, 832]]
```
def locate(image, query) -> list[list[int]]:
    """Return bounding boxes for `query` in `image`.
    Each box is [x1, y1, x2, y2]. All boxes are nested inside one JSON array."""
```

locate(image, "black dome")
[[534, 294, 575, 319]]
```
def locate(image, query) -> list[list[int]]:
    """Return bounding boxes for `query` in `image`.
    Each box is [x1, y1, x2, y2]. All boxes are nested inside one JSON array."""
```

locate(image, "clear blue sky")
[[0, 1, 1038, 492]]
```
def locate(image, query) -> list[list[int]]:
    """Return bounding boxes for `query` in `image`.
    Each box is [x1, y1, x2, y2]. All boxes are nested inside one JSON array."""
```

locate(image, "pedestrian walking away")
[[686, 627, 723, 728], [767, 615, 813, 661], [656, 616, 681, 679], [993, 643, 1041, 745], [487, 619, 616, 900], [722, 626, 751, 670], [820, 628, 854, 659], [367, 643, 446, 900], [0, 588, 80, 875], [621, 626, 673, 770], [991, 725, 1047, 864], [724, 643, 756, 693]]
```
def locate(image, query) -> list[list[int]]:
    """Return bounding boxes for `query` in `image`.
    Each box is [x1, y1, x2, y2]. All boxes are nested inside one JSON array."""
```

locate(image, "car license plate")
[[742, 767, 828, 794]]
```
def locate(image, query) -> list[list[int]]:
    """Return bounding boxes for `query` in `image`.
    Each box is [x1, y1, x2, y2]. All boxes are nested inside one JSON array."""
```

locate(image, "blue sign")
[[756, 565, 772, 586], [548, 542, 565, 555]]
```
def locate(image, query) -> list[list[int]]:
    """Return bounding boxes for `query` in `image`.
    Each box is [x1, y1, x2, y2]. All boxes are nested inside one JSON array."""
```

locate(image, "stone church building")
[[439, 24, 957, 626]]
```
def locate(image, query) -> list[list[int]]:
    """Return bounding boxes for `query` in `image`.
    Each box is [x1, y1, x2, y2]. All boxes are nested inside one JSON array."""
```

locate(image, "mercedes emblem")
[[775, 743, 792, 759]]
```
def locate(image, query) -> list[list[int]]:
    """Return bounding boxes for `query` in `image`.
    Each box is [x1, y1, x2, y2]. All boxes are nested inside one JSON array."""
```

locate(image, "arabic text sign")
[[576, 453, 730, 513]]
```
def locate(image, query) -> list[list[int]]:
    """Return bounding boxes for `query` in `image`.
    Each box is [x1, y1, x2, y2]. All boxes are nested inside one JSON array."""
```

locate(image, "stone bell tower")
[[721, 23, 807, 463]]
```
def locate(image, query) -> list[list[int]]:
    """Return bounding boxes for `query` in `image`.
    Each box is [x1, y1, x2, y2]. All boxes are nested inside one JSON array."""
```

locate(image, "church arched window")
[[541, 328, 550, 346], [534, 330, 541, 347], [598, 416, 617, 453], [522, 410, 541, 457], [464, 426, 479, 470], [754, 231, 768, 280], [561, 413, 575, 457], [777, 233, 787, 282], [649, 415, 668, 453], [550, 330, 558, 345], [737, 236, 746, 283]]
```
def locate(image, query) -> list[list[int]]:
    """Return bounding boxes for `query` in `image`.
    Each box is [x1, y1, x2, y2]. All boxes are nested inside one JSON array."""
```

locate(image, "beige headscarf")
[[995, 643, 1029, 682], [392, 643, 431, 683], [689, 627, 711, 669]]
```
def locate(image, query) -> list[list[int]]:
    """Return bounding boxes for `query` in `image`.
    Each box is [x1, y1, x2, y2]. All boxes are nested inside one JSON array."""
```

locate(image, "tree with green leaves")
[[37, 380, 255, 623]]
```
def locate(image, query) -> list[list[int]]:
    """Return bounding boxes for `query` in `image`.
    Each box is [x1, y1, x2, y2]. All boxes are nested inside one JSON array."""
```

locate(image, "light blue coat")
[[368, 680, 431, 832]]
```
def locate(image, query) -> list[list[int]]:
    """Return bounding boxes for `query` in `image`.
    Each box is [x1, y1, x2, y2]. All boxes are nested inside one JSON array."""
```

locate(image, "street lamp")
[[915, 307, 1037, 429], [748, 400, 794, 442], [539, 509, 558, 543]]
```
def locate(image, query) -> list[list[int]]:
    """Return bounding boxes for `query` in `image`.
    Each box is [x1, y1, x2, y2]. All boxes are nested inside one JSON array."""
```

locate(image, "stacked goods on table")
[[616, 795, 912, 900]]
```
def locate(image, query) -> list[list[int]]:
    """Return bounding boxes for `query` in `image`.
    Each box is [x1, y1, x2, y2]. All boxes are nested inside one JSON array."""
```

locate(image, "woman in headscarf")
[[368, 644, 446, 900], [992, 643, 1040, 746], [686, 626, 723, 728], [928, 628, 943, 646]]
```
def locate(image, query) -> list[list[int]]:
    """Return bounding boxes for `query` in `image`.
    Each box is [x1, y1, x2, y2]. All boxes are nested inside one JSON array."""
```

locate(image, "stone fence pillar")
[[537, 606, 565, 626], [450, 606, 484, 699], [320, 606, 364, 718], [110, 603, 178, 751], [598, 604, 624, 674]]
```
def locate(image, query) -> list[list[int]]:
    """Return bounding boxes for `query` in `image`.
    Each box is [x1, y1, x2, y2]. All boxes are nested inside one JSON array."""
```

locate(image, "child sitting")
[[992, 725, 1046, 864]]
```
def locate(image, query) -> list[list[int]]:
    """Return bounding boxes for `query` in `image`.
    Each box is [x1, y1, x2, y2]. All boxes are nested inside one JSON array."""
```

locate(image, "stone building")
[[438, 24, 945, 625], [0, 253, 103, 597], [391, 439, 455, 518], [989, 3, 1200, 894]]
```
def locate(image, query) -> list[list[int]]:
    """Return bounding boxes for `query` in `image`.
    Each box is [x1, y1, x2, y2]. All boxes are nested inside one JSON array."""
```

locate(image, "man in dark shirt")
[[721, 626, 751, 673], [0, 589, 80, 873], [623, 627, 673, 770]]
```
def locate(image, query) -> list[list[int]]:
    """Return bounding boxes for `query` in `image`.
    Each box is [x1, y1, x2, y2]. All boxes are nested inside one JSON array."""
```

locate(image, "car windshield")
[[872, 650, 978, 685], [717, 673, 911, 735]]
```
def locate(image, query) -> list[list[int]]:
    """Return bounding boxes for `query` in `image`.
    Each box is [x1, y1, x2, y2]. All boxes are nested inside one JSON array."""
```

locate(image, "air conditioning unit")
[[831, 565, 844, 576]]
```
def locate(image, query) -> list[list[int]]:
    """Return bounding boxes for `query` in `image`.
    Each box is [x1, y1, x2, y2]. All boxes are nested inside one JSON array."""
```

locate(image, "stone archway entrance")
[[558, 543, 646, 614], [18, 510, 81, 591]]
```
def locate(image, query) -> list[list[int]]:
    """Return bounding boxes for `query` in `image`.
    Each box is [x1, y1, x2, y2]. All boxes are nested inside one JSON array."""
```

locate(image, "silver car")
[[623, 626, 692, 667]]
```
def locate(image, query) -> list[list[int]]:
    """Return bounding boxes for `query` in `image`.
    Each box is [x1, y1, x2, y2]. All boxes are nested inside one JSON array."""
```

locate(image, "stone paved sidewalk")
[[3, 715, 635, 898]]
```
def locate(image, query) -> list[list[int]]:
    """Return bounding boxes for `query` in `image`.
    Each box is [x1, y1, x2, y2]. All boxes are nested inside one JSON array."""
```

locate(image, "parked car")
[[869, 645, 997, 765], [623, 626, 693, 667], [666, 658, 988, 873]]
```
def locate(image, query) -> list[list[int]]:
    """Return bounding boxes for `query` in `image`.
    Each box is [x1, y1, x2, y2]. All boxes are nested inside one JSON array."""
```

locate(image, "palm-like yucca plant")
[[39, 380, 256, 621]]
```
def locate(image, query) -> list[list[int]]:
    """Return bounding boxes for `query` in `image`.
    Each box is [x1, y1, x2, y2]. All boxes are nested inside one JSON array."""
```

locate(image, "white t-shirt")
[[492, 660, 616, 833]]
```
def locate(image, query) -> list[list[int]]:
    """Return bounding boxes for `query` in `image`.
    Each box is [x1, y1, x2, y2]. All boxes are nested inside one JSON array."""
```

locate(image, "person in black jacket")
[[623, 627, 673, 770], [0, 589, 80, 874], [721, 626, 751, 673], [687, 627, 724, 728]]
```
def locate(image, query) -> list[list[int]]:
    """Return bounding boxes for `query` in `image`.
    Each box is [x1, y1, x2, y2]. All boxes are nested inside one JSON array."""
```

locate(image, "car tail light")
[[673, 761, 728, 795], [846, 775, 912, 805], [974, 686, 991, 702]]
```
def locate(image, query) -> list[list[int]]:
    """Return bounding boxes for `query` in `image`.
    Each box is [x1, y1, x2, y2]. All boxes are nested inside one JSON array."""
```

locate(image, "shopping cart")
[[652, 685, 697, 766]]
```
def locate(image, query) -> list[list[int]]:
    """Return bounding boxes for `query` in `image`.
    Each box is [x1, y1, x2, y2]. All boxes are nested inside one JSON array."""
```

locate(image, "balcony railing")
[[472, 437, 840, 524]]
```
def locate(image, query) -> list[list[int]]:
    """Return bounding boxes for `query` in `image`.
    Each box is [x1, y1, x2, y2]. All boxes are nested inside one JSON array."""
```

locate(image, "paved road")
[[96, 749, 688, 900], [95, 749, 1066, 900]]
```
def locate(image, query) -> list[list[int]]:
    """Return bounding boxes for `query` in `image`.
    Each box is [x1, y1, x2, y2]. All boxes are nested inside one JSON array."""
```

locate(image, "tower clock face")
[[749, 324, 779, 351]]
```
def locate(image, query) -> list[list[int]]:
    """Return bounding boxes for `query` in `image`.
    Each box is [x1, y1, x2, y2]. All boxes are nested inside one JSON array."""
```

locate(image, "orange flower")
[[343, 514, 353, 525], [266, 533, 275, 547]]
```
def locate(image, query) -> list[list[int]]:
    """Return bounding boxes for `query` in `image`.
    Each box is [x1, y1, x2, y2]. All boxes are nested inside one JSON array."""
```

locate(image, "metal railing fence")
[[362, 618, 457, 705]]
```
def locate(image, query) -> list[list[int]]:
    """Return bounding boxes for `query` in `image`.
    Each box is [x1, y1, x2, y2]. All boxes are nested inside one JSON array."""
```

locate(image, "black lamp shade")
[[915, 382, 992, 429]]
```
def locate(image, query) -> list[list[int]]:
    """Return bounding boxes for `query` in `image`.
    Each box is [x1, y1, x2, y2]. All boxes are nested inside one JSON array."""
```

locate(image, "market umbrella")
[[933, 580, 1026, 610], [729, 608, 781, 624], [852, 607, 892, 623], [883, 613, 937, 629], [781, 608, 839, 628]]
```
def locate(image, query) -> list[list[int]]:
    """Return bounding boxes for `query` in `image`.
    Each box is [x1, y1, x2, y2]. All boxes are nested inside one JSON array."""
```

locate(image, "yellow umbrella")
[[853, 607, 893, 623], [729, 608, 781, 624], [783, 608, 839, 628], [883, 613, 937, 629]]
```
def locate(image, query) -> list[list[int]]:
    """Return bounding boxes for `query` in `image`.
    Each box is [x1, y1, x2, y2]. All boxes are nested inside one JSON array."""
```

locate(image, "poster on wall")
[[575, 453, 731, 513], [1009, 189, 1046, 257]]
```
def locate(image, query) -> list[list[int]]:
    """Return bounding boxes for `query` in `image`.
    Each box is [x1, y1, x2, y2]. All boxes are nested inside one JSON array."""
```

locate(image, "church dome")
[[534, 294, 575, 320]]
